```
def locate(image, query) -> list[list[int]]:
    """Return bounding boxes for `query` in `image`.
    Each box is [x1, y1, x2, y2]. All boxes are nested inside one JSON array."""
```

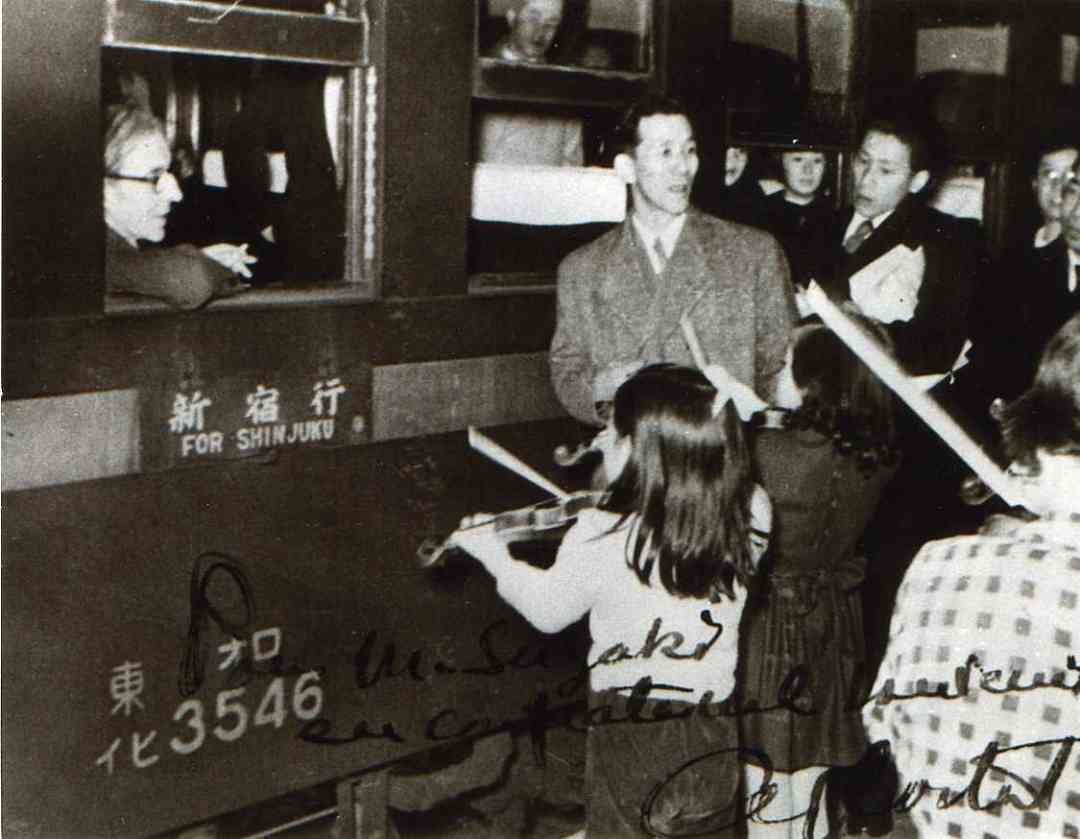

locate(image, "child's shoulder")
[[570, 507, 625, 534], [561, 508, 631, 551]]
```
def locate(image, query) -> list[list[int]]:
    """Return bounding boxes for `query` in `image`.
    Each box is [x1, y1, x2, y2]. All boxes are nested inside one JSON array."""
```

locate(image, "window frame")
[[101, 0, 378, 313]]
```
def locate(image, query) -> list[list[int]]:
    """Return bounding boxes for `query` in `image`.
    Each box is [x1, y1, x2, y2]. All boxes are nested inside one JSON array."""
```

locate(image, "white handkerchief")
[[848, 244, 925, 324]]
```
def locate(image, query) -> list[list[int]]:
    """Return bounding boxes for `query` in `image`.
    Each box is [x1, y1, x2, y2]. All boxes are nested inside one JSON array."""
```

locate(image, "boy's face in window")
[[851, 131, 927, 219], [507, 0, 563, 63], [1033, 146, 1079, 225]]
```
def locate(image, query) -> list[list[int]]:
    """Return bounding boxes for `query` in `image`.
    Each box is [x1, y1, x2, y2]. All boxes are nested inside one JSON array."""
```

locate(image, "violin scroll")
[[553, 441, 598, 467]]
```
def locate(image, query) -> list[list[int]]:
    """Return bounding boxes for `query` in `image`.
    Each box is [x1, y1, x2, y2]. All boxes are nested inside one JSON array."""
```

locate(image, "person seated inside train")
[[761, 146, 834, 289], [476, 0, 583, 166], [104, 102, 256, 310], [864, 309, 1080, 839]]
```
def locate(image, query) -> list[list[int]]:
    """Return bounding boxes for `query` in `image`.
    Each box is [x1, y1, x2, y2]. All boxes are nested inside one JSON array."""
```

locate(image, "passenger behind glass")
[[762, 147, 833, 289], [163, 61, 343, 286], [476, 0, 583, 166], [486, 0, 565, 63], [104, 102, 255, 309]]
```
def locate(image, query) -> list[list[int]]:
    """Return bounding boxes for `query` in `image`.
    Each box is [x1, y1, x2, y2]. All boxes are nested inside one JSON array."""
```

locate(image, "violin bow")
[[803, 283, 1025, 508], [467, 426, 572, 501], [680, 313, 769, 418], [679, 312, 710, 370]]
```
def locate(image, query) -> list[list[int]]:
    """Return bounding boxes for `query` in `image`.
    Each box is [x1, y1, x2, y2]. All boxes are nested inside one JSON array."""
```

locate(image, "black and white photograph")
[[2, 1, 1079, 837]]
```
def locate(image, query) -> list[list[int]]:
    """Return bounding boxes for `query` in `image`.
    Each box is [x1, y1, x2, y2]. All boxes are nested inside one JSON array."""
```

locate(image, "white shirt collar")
[[631, 213, 687, 274], [844, 208, 893, 243], [1068, 248, 1080, 293], [1034, 222, 1061, 249]]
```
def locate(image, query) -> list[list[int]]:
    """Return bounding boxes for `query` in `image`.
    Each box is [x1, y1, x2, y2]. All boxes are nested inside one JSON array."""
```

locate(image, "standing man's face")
[[851, 130, 928, 219], [617, 113, 699, 227], [507, 0, 563, 63], [1033, 147, 1079, 225]]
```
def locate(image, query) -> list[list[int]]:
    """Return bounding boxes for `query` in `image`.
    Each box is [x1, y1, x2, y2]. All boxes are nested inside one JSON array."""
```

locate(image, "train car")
[[3, 1, 1078, 837]]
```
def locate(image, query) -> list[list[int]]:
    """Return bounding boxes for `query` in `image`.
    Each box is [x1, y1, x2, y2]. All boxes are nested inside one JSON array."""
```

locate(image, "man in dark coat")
[[819, 114, 988, 682], [818, 116, 983, 378]]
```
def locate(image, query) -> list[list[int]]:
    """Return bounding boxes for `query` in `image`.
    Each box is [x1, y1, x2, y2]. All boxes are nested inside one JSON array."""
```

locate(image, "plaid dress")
[[864, 513, 1080, 838]]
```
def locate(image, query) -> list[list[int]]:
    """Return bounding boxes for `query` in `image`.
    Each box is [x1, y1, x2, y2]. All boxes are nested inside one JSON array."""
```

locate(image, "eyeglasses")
[[1036, 170, 1075, 190], [105, 170, 177, 192], [1062, 175, 1080, 208]]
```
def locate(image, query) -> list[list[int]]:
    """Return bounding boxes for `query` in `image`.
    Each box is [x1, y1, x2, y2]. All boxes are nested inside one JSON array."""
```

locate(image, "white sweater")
[[484, 489, 769, 702]]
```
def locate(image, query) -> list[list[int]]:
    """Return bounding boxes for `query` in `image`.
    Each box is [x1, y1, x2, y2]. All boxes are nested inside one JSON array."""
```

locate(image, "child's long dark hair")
[[601, 364, 755, 602], [783, 312, 900, 475]]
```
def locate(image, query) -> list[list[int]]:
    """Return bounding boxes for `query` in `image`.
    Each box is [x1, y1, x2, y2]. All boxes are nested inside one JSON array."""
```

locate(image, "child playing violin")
[[449, 363, 771, 837]]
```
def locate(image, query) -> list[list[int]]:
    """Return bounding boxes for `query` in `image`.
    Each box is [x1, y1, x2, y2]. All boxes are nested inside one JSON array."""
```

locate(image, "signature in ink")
[[178, 551, 255, 697], [869, 653, 1080, 706], [644, 735, 1078, 837], [352, 618, 555, 689]]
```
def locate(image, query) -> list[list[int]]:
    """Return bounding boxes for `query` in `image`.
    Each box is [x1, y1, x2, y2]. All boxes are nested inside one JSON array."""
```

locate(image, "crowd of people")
[[99, 13, 1079, 830], [451, 93, 1080, 837]]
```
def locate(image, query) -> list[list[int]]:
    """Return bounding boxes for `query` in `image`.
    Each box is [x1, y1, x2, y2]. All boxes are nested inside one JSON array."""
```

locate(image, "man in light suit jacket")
[[549, 96, 796, 426]]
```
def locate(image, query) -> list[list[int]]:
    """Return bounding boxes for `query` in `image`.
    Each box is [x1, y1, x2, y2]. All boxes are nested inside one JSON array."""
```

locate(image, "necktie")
[[843, 219, 874, 254], [653, 237, 668, 273]]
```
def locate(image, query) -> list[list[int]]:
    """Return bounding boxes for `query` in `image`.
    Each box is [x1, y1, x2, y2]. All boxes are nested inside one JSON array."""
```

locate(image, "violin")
[[553, 431, 605, 467], [418, 426, 606, 568], [416, 490, 606, 568]]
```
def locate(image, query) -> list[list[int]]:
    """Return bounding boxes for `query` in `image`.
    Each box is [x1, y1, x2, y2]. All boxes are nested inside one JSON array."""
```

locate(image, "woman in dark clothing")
[[761, 148, 834, 290], [739, 312, 900, 839]]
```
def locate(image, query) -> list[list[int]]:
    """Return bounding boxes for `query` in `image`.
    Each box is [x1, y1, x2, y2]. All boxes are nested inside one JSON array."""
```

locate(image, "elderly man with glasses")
[[104, 101, 255, 309]]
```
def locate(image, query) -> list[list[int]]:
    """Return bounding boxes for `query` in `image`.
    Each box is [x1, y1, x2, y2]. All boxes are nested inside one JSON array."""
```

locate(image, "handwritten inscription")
[[644, 735, 1078, 837], [97, 554, 1079, 838]]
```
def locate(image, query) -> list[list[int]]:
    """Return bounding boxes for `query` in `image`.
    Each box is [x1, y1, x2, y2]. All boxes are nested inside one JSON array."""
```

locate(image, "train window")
[[726, 0, 854, 145], [478, 0, 651, 73], [101, 0, 375, 313], [473, 0, 657, 105], [913, 23, 1009, 159], [468, 0, 657, 290]]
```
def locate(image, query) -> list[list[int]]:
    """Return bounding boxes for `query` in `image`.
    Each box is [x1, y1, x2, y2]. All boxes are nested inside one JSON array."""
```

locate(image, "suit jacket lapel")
[[842, 198, 911, 275], [654, 210, 711, 345], [594, 221, 659, 347]]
